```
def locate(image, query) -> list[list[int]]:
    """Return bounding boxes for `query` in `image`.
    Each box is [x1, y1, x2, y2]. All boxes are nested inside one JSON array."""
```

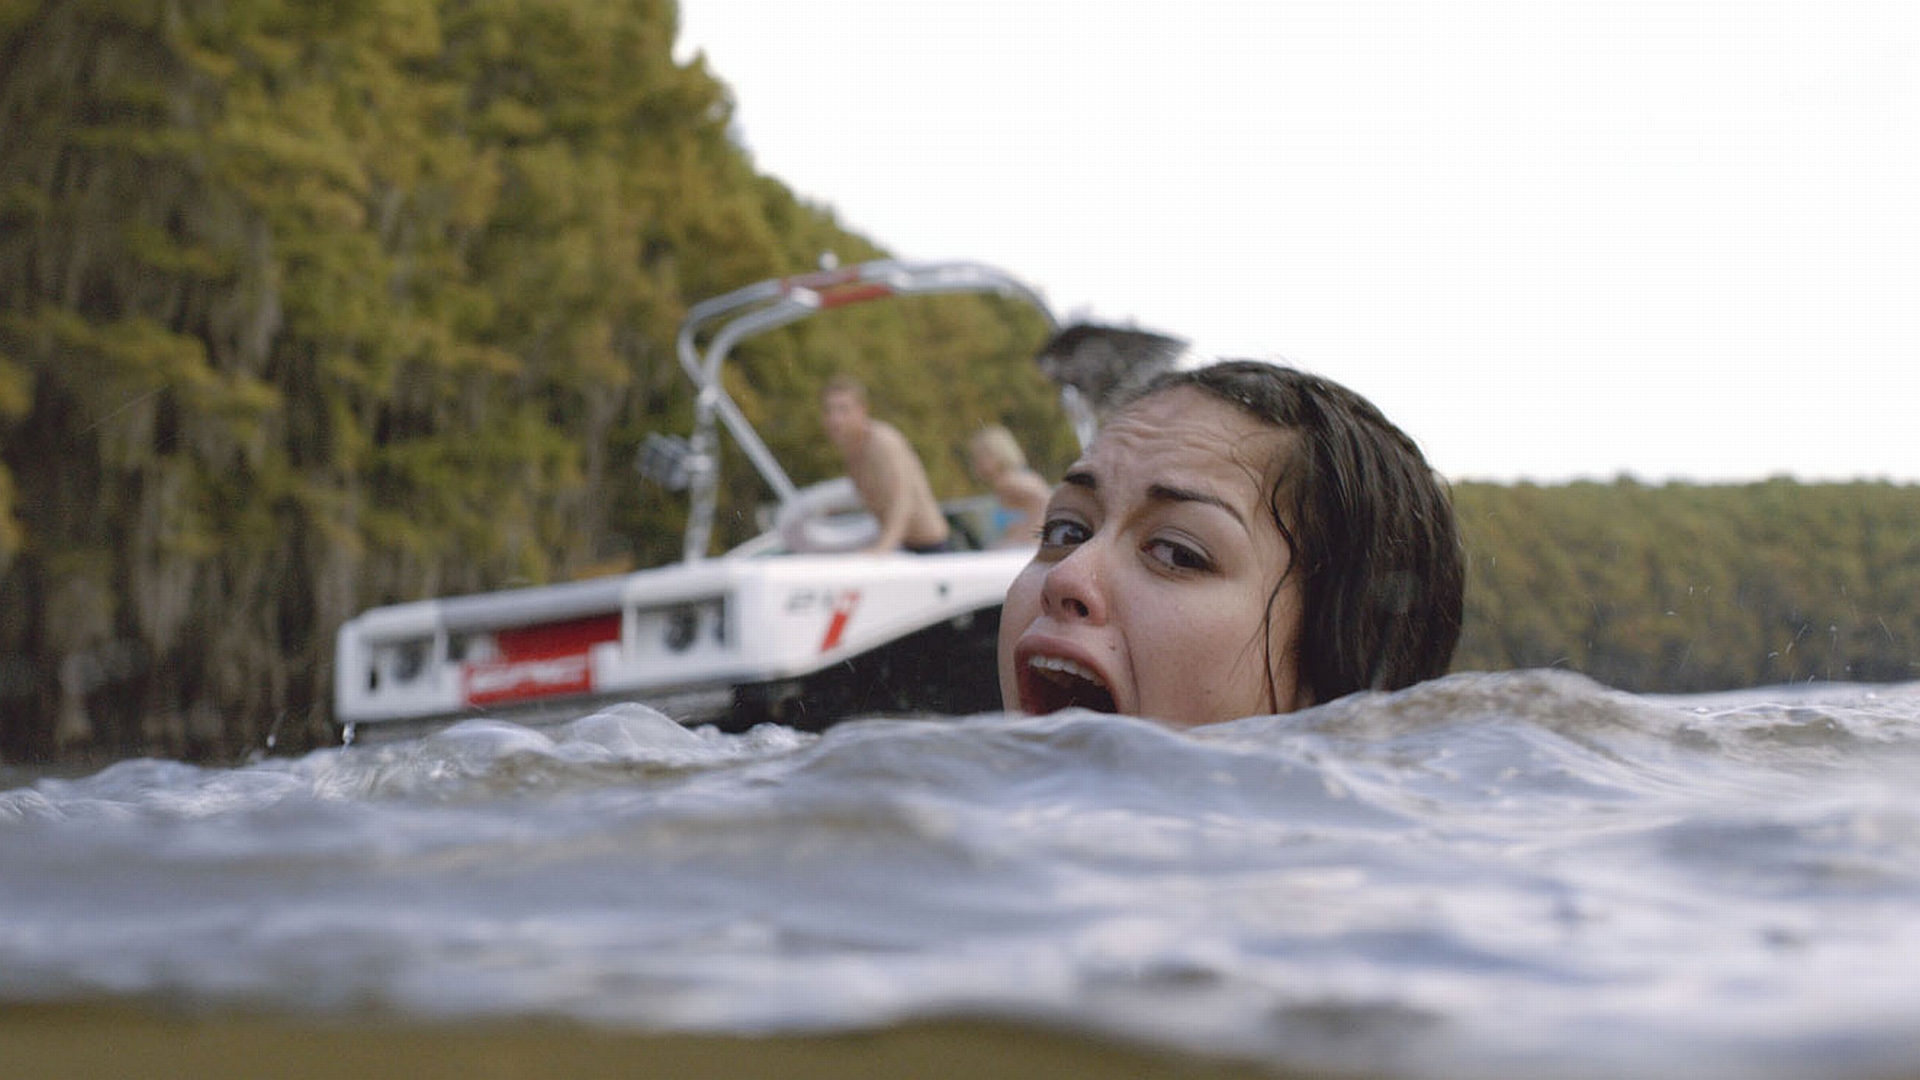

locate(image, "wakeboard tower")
[[331, 260, 1195, 743]]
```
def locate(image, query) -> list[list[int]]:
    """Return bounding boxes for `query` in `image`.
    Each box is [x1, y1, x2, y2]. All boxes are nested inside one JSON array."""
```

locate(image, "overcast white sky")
[[675, 2, 1917, 483]]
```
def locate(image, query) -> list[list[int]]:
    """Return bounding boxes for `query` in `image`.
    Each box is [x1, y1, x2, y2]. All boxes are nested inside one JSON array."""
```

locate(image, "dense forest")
[[0, 0, 1068, 761], [1452, 479, 1920, 691], [2, 1, 1915, 764]]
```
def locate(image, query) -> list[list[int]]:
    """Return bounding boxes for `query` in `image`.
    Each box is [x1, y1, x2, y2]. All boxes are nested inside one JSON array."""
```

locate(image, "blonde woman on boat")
[[967, 424, 1052, 548]]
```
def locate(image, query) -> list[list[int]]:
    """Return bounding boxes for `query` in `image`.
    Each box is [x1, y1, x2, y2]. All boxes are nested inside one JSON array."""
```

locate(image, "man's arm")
[[861, 426, 917, 554]]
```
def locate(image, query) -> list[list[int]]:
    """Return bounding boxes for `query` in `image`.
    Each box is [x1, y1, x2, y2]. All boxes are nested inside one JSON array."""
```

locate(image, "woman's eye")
[[1038, 518, 1090, 547], [1145, 538, 1212, 572]]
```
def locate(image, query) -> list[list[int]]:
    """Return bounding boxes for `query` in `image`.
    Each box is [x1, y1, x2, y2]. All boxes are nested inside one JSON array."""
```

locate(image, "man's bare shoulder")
[[863, 420, 917, 461]]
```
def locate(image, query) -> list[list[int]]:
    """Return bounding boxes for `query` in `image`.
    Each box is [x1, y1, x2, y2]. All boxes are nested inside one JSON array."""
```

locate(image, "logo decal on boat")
[[818, 590, 861, 652], [464, 654, 594, 706]]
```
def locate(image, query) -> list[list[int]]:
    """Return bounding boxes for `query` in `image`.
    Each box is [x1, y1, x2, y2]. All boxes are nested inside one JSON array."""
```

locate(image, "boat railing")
[[666, 259, 1059, 563]]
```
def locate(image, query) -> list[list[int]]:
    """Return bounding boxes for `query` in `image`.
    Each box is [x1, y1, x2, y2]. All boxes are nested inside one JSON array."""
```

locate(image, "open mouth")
[[1023, 655, 1118, 714]]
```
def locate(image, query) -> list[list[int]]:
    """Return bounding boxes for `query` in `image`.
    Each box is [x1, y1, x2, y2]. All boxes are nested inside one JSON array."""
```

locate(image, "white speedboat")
[[333, 260, 1114, 742]]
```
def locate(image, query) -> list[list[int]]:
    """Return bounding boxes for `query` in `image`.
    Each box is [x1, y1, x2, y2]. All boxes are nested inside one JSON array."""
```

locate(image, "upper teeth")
[[1029, 655, 1105, 687]]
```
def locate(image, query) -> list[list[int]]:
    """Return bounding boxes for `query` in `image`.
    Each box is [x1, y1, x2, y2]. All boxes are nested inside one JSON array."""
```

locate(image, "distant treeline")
[[3, 3, 1915, 765], [1451, 479, 1920, 691]]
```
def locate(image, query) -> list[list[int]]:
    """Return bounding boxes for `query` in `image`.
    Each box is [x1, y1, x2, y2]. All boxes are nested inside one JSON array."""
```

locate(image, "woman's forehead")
[[1102, 389, 1277, 453], [1076, 390, 1287, 485]]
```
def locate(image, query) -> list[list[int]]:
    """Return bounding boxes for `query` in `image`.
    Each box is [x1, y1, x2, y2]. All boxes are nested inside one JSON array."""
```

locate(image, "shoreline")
[[0, 1003, 1309, 1080]]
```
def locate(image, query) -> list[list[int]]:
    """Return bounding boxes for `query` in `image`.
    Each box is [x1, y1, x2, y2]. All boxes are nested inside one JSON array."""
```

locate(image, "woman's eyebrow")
[[1060, 471, 1247, 528], [1146, 483, 1246, 526]]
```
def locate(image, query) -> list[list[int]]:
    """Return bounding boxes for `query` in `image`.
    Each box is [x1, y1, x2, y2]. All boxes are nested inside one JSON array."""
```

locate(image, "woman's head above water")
[[997, 359, 1464, 728]]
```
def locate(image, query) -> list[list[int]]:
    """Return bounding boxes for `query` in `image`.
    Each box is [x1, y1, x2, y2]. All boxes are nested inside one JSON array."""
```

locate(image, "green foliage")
[[1453, 479, 1920, 690], [0, 0, 1067, 761]]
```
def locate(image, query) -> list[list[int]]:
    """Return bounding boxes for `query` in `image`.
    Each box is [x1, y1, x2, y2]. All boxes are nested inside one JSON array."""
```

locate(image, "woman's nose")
[[1040, 542, 1106, 623]]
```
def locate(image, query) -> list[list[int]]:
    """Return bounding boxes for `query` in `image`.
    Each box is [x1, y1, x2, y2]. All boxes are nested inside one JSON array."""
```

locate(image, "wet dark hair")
[[1128, 360, 1464, 704]]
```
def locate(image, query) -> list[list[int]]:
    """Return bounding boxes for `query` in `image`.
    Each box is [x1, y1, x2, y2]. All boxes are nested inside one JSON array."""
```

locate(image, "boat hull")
[[332, 547, 1029, 741]]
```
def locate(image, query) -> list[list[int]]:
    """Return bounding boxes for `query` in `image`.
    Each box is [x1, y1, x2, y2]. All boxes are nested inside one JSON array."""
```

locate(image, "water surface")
[[5, 669, 1920, 1079]]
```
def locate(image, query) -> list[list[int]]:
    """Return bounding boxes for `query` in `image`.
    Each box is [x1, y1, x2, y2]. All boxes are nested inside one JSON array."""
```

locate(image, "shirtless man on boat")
[[820, 376, 953, 554]]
